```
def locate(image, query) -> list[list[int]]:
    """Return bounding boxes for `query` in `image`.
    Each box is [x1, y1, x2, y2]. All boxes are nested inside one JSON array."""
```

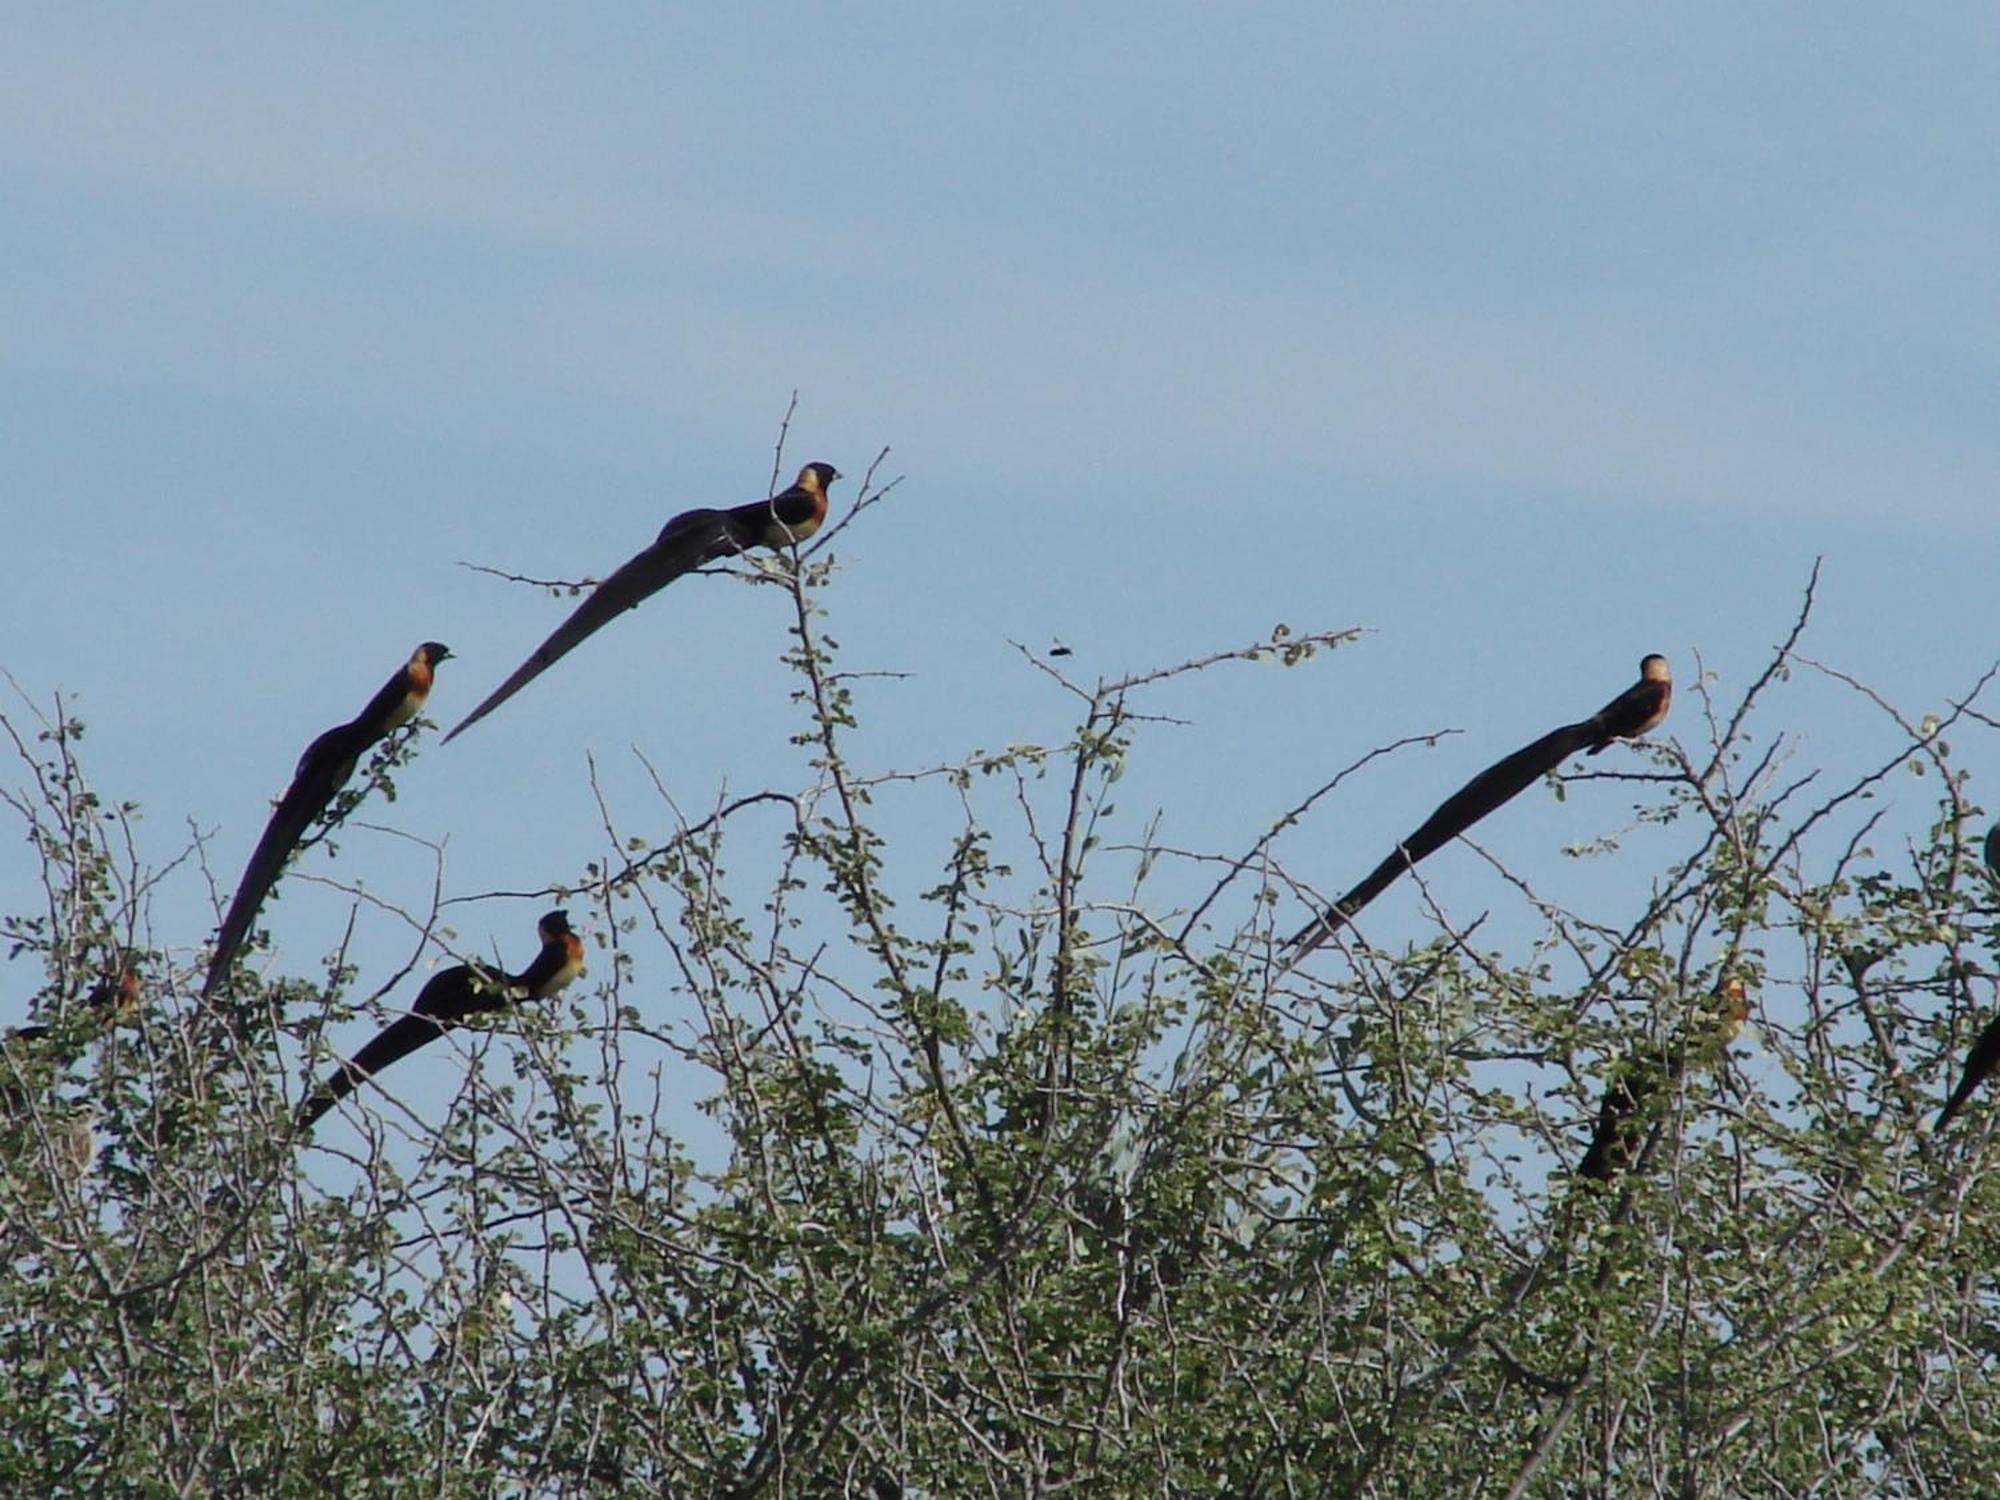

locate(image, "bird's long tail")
[[296, 1011, 456, 1132], [1282, 720, 1596, 964], [443, 518, 739, 744], [202, 773, 350, 999]]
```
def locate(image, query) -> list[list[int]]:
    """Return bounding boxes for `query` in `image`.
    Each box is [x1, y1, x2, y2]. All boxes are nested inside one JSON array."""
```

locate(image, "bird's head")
[[539, 910, 573, 939], [1639, 654, 1670, 683], [416, 642, 454, 666], [798, 462, 841, 494]]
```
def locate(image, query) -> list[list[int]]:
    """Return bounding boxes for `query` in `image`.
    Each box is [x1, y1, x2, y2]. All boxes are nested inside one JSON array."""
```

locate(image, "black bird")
[[443, 462, 840, 743], [297, 909, 586, 1132], [1577, 979, 1747, 1182], [1285, 653, 1674, 959], [203, 643, 452, 998]]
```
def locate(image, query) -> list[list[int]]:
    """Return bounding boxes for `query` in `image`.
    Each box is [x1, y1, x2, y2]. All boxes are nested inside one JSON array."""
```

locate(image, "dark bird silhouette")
[[1577, 978, 1747, 1182], [297, 909, 585, 1132], [443, 462, 841, 743], [1935, 1002, 2000, 1133], [1582, 653, 1672, 755], [1984, 823, 2000, 883], [202, 643, 451, 999], [1285, 654, 1674, 960]]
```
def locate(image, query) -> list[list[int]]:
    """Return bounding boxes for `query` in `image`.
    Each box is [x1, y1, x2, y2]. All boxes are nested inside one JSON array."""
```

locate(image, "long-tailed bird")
[[297, 909, 585, 1132], [1577, 978, 1747, 1182], [1935, 1001, 2000, 1133], [443, 462, 841, 743], [1284, 653, 1673, 960], [202, 642, 452, 999]]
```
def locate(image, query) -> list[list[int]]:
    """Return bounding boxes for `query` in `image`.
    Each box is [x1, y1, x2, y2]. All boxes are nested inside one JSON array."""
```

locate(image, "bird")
[[9, 962, 142, 1046], [202, 643, 452, 999], [1577, 978, 1748, 1182], [1284, 653, 1675, 959], [1935, 1002, 2000, 1133], [296, 909, 586, 1132], [1582, 654, 1672, 755], [1983, 822, 2000, 883], [442, 462, 842, 743], [3, 959, 143, 1180]]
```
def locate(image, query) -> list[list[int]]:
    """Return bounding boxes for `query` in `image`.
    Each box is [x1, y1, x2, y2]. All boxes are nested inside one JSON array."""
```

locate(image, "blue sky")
[[5, 8, 1999, 1134]]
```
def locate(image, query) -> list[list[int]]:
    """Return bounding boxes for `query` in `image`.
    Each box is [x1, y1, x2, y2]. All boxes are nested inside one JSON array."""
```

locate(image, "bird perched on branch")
[[1577, 977, 1748, 1182], [1582, 653, 1672, 755], [296, 909, 585, 1132], [203, 643, 452, 998], [443, 462, 841, 743], [1284, 653, 1674, 959]]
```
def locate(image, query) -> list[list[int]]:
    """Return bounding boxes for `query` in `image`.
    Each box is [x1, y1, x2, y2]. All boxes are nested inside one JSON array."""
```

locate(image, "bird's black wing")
[[1583, 680, 1669, 755], [729, 479, 826, 547], [345, 660, 425, 743]]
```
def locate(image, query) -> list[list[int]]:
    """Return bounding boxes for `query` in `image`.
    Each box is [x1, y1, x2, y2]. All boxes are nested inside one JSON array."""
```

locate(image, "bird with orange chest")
[[297, 909, 586, 1133], [443, 462, 841, 743], [203, 642, 453, 999], [1583, 654, 1672, 755]]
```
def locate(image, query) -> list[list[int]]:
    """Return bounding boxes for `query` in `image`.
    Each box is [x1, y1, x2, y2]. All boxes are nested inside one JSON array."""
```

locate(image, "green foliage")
[[6, 552, 2000, 1496]]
